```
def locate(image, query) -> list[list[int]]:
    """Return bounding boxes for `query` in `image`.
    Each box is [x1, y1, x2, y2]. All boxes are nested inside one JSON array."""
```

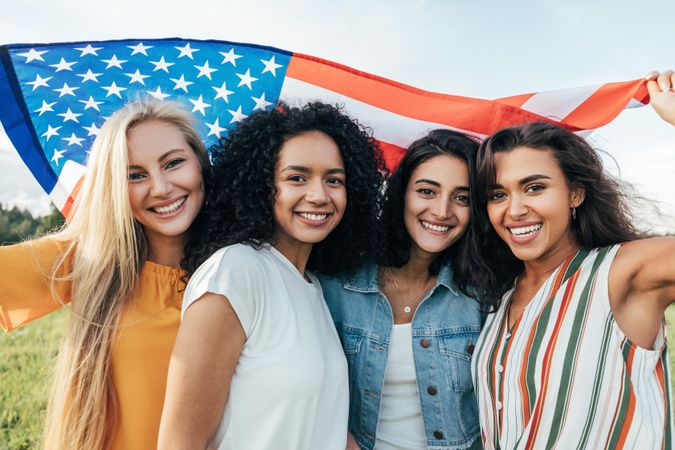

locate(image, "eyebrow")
[[414, 179, 469, 191], [280, 165, 345, 174], [128, 148, 188, 170], [490, 174, 551, 189]]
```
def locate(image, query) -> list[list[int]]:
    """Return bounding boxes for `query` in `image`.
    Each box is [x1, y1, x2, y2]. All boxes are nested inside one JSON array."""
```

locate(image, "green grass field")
[[1, 306, 675, 449]]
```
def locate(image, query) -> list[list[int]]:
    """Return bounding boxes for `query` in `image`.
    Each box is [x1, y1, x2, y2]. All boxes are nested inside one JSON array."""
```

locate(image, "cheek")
[[455, 206, 471, 230], [127, 185, 144, 217], [486, 203, 503, 230]]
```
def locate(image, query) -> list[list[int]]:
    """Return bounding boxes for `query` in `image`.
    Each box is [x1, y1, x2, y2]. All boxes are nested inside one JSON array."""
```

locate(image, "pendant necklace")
[[386, 267, 435, 314]]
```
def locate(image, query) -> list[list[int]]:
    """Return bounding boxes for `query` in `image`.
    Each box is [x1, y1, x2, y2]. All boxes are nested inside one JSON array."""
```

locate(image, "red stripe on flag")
[[562, 80, 646, 129], [496, 93, 536, 108], [377, 140, 406, 172]]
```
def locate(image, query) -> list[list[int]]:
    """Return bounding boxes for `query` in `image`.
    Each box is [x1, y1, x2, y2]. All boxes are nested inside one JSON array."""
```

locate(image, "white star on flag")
[[83, 123, 101, 136], [102, 55, 127, 69], [51, 148, 66, 165], [18, 48, 48, 63], [76, 69, 103, 83], [128, 42, 153, 56], [42, 125, 61, 141], [219, 48, 242, 66], [58, 108, 82, 123], [236, 69, 258, 90], [150, 56, 174, 73], [194, 61, 217, 80], [102, 81, 127, 98], [170, 75, 193, 92], [189, 95, 211, 115], [27, 74, 52, 91], [252, 92, 273, 111], [49, 57, 77, 72], [147, 86, 170, 100], [260, 56, 283, 76], [34, 100, 56, 116], [206, 118, 226, 138], [212, 81, 234, 102], [54, 82, 79, 97], [228, 105, 248, 123], [79, 96, 103, 111], [74, 44, 102, 56], [63, 132, 85, 146], [125, 69, 150, 85], [175, 43, 199, 59]]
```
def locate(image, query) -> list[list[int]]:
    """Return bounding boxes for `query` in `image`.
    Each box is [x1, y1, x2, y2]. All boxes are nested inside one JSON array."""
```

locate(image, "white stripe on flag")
[[48, 160, 86, 210], [520, 85, 598, 121]]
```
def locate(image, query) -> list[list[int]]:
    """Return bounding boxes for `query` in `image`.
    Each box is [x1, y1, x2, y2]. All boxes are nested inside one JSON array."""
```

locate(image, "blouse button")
[[466, 343, 475, 355], [420, 339, 430, 348], [505, 332, 512, 340], [496, 401, 503, 410], [497, 365, 504, 373], [427, 386, 438, 396], [434, 431, 444, 439]]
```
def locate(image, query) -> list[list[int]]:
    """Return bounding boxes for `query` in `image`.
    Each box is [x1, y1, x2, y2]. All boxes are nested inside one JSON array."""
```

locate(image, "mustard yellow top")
[[0, 238, 185, 450]]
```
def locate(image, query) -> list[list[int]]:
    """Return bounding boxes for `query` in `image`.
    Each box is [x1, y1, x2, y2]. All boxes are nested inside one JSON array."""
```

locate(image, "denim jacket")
[[318, 263, 483, 450]]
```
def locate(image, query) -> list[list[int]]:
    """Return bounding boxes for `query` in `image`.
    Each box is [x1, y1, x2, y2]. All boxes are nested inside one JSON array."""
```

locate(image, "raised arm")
[[157, 293, 246, 450], [646, 70, 675, 126], [0, 237, 72, 331], [610, 237, 675, 348]]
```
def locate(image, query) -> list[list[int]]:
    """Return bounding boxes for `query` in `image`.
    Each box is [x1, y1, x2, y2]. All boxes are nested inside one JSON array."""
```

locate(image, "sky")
[[1, 0, 674, 231]]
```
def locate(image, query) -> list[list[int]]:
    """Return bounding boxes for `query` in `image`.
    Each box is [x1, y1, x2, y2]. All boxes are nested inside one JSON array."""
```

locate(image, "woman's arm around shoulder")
[[158, 292, 246, 450], [609, 237, 675, 347], [0, 237, 72, 332]]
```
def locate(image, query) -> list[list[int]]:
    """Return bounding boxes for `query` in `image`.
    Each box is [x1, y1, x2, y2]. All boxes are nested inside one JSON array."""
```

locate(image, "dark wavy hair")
[[183, 102, 386, 276], [378, 129, 479, 296], [465, 121, 644, 307]]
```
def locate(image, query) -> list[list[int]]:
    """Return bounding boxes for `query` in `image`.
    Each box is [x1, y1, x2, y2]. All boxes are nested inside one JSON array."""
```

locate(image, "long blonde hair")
[[43, 99, 208, 450]]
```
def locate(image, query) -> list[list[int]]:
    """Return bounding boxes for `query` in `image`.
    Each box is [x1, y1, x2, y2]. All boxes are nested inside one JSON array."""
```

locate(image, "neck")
[[522, 236, 580, 285], [390, 245, 436, 282], [145, 231, 186, 268], [272, 236, 313, 275]]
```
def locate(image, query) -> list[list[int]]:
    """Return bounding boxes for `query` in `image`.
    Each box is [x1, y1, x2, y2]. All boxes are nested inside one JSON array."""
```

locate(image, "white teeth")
[[298, 212, 328, 221], [509, 223, 542, 236], [421, 220, 449, 232], [152, 198, 185, 214]]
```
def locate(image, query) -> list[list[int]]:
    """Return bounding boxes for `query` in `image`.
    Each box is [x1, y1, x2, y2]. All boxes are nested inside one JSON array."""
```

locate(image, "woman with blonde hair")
[[0, 99, 210, 450]]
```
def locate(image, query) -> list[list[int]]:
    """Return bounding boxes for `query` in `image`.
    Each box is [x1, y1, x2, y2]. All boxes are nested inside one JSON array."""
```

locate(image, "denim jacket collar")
[[343, 262, 459, 296]]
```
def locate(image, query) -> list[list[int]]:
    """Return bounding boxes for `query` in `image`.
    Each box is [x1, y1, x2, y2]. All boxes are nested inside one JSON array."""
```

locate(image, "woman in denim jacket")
[[319, 130, 484, 450]]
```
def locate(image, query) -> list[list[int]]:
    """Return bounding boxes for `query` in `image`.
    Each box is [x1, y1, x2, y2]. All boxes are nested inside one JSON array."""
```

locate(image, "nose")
[[431, 197, 451, 220], [305, 180, 328, 204], [507, 194, 528, 219], [150, 173, 173, 197]]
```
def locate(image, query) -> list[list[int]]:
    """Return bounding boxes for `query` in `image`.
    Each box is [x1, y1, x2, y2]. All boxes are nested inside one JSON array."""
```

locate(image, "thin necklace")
[[386, 267, 435, 314]]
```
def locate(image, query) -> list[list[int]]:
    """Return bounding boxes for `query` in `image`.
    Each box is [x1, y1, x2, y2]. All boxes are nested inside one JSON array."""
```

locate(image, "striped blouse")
[[472, 245, 673, 450]]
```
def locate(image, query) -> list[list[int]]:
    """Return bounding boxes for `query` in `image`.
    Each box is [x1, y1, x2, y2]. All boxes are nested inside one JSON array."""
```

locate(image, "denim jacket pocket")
[[439, 331, 480, 392]]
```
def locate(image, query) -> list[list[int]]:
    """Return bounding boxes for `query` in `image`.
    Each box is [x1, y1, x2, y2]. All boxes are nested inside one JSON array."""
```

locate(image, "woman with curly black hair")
[[319, 129, 484, 450], [158, 102, 385, 450]]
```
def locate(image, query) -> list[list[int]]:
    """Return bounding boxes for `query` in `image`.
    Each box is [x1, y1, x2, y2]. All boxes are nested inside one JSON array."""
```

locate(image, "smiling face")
[[127, 120, 204, 250], [486, 146, 584, 263], [403, 155, 471, 259], [272, 130, 347, 257]]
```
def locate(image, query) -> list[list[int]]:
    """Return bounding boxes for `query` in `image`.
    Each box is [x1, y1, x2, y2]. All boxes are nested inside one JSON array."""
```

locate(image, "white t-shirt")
[[375, 323, 427, 450], [182, 243, 349, 450]]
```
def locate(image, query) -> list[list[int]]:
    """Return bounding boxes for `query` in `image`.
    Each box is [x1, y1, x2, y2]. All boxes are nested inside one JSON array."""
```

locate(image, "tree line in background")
[[0, 204, 64, 244]]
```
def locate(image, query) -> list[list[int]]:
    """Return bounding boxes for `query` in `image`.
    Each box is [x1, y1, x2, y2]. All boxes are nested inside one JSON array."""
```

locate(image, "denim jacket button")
[[427, 386, 438, 395], [420, 338, 430, 348], [433, 430, 444, 439], [466, 343, 475, 355]]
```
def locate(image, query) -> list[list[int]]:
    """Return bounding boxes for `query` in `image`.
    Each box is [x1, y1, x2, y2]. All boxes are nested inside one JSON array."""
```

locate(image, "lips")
[[295, 211, 333, 226], [506, 222, 542, 244], [420, 219, 451, 233], [149, 196, 186, 215]]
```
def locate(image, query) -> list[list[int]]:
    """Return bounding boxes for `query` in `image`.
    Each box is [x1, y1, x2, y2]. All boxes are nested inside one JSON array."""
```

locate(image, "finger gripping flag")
[[0, 37, 650, 218]]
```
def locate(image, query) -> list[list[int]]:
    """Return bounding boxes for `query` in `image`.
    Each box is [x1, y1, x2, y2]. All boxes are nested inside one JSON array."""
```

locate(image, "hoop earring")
[[571, 207, 577, 221]]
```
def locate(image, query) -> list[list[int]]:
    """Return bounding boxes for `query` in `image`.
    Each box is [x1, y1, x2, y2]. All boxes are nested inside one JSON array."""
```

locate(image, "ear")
[[570, 184, 585, 208]]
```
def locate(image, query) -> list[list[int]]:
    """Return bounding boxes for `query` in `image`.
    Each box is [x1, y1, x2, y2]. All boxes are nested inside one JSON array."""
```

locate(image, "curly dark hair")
[[182, 101, 386, 276], [378, 129, 480, 297], [465, 121, 644, 308]]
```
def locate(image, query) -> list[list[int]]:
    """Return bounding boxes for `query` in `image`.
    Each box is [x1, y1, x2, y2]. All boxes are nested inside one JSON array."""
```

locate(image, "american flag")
[[0, 38, 650, 218]]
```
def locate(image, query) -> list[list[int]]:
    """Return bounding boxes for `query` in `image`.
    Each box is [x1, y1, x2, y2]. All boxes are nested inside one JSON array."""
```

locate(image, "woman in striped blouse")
[[468, 71, 675, 450]]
